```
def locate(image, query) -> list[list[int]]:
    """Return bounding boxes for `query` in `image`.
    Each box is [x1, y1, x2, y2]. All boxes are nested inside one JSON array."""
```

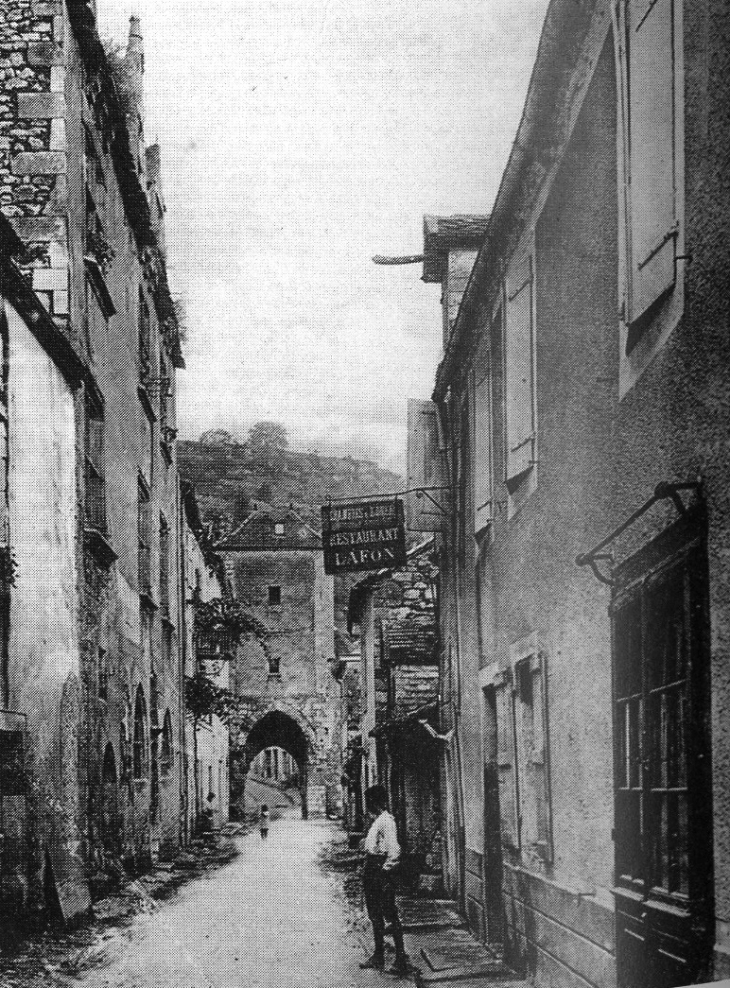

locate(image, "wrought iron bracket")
[[575, 481, 702, 586], [414, 488, 449, 516]]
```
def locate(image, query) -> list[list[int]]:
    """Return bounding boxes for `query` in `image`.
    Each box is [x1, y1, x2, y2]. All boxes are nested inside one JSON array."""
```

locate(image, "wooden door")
[[483, 687, 504, 946], [612, 514, 713, 988]]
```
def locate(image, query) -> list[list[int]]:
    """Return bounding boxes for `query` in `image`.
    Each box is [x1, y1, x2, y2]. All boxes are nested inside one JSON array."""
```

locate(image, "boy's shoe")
[[387, 958, 410, 978], [360, 955, 385, 970]]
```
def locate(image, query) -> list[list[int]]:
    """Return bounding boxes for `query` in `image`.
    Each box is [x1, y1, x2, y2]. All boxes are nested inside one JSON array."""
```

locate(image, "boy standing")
[[359, 785, 409, 978]]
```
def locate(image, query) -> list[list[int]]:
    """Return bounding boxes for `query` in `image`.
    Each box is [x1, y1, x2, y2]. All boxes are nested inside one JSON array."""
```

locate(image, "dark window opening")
[[133, 686, 148, 779], [138, 288, 151, 385], [137, 477, 151, 595], [85, 394, 106, 532], [268, 585, 281, 606], [159, 513, 170, 613], [160, 710, 173, 777], [98, 647, 108, 702]]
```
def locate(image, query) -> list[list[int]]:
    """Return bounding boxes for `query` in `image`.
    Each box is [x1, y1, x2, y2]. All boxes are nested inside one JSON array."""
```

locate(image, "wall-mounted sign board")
[[322, 499, 406, 574]]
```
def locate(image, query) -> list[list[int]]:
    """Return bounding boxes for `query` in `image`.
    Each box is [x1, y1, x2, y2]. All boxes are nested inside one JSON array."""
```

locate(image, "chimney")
[[146, 144, 166, 256], [125, 15, 144, 102], [124, 16, 145, 179]]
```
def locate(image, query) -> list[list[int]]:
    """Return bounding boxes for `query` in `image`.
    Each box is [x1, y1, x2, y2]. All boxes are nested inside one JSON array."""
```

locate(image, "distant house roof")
[[218, 504, 321, 551], [422, 214, 490, 284]]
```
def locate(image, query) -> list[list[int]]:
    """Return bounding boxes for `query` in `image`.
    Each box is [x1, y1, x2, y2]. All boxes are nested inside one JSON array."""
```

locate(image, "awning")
[[369, 701, 437, 739]]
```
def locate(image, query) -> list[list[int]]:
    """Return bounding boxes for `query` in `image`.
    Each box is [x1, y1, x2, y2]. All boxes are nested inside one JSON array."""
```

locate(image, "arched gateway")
[[219, 506, 343, 819], [231, 706, 317, 818]]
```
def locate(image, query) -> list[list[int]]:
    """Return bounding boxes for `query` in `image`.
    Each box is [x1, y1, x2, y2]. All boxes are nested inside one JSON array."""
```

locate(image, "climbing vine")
[[193, 596, 267, 645]]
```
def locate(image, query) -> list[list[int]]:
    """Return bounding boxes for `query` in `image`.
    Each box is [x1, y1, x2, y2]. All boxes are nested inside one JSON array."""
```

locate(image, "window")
[[159, 513, 170, 613], [84, 393, 106, 532], [507, 641, 552, 864], [132, 686, 148, 779], [504, 254, 535, 491], [274, 522, 285, 536], [162, 622, 173, 668], [268, 653, 281, 677], [160, 710, 173, 776], [472, 335, 492, 533], [138, 287, 151, 385], [137, 476, 151, 595], [618, 0, 680, 335], [405, 398, 447, 532], [98, 647, 108, 702], [613, 541, 700, 897], [268, 585, 281, 606], [456, 396, 472, 570], [84, 124, 106, 191], [611, 516, 713, 986]]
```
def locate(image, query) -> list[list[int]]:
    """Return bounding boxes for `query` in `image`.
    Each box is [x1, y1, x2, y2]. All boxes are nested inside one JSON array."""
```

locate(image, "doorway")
[[611, 513, 713, 988], [482, 687, 503, 946]]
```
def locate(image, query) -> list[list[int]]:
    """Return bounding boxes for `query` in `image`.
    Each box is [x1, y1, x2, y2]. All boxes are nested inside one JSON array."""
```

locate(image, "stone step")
[[399, 897, 466, 932]]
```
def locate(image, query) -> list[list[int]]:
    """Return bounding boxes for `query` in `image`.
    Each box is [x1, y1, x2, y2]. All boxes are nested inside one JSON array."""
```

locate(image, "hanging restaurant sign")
[[322, 498, 407, 574]]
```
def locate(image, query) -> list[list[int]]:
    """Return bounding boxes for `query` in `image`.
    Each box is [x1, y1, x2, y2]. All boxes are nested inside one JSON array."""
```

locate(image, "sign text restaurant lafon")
[[321, 499, 407, 575]]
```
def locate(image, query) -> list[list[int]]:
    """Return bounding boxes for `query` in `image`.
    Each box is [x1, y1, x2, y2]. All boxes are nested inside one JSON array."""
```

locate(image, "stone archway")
[[231, 705, 317, 820]]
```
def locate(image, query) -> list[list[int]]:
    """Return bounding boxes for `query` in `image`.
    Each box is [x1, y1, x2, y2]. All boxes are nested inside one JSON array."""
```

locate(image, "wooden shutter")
[[472, 338, 492, 533], [505, 255, 534, 486], [406, 399, 446, 531], [496, 682, 520, 851], [627, 0, 677, 322]]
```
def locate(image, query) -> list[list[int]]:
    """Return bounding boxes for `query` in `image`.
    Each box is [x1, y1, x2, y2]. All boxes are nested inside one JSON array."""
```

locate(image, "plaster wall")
[[439, 3, 730, 983], [6, 301, 88, 916], [182, 519, 229, 832]]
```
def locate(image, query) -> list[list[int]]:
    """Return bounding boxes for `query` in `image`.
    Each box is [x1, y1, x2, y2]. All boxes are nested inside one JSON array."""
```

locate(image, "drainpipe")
[[436, 397, 467, 910], [177, 480, 189, 844]]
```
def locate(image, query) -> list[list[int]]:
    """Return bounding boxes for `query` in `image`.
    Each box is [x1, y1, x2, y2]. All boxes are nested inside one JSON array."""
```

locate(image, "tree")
[[247, 421, 288, 461], [200, 428, 235, 446]]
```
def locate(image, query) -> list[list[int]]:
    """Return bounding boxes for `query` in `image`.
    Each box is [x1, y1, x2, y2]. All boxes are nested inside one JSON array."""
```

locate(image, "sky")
[[97, 0, 550, 473]]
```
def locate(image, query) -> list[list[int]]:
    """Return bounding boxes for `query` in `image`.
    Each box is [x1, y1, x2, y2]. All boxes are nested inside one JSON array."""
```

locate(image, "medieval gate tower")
[[218, 506, 342, 818]]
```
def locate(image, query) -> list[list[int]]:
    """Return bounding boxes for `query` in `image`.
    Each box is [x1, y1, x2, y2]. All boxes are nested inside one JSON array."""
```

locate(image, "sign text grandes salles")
[[322, 499, 407, 574]]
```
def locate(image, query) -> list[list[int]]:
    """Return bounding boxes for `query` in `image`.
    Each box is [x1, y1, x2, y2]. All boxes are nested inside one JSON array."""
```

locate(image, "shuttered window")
[[504, 255, 535, 488], [497, 654, 553, 864], [472, 338, 492, 533], [497, 682, 520, 852], [405, 398, 447, 532], [626, 0, 678, 324]]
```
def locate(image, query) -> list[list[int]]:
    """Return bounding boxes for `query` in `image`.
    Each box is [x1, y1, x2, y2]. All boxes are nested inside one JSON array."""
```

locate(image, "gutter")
[[1, 234, 95, 395], [432, 0, 596, 401]]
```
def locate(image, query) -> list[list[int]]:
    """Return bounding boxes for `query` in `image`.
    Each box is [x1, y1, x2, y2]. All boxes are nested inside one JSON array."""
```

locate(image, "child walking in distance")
[[260, 804, 269, 839], [359, 784, 408, 978]]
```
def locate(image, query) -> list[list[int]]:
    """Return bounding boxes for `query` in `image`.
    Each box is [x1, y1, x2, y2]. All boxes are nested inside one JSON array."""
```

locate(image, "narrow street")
[[75, 815, 392, 988]]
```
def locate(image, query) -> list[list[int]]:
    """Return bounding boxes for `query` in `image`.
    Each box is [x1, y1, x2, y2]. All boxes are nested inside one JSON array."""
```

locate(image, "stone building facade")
[[413, 1, 730, 986], [180, 482, 229, 836], [0, 214, 94, 922], [219, 505, 342, 819], [347, 539, 441, 888], [0, 3, 187, 921]]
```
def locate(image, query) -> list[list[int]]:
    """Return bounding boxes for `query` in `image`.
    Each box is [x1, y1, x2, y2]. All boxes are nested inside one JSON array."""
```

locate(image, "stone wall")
[[0, 0, 186, 919]]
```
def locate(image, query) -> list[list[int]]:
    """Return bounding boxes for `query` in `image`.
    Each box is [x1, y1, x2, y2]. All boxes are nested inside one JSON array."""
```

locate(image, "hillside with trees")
[[177, 422, 403, 541]]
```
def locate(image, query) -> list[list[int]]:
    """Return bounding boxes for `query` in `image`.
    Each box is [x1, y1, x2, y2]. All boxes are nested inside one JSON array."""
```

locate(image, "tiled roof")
[[218, 505, 321, 550]]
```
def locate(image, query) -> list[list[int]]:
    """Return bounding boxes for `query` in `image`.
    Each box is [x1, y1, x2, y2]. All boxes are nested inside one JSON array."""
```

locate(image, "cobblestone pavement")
[[64, 815, 405, 988]]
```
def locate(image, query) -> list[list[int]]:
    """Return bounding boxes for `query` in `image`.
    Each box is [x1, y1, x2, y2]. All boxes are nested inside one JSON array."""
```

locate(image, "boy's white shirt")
[[364, 810, 401, 870]]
